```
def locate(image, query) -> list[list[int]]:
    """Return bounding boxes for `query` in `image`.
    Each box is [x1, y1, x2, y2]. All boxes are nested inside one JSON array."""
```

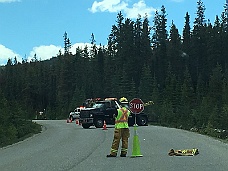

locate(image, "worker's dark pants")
[[110, 128, 130, 155]]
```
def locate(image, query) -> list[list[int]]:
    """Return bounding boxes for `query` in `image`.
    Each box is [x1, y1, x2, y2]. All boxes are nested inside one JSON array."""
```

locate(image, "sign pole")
[[134, 112, 137, 126]]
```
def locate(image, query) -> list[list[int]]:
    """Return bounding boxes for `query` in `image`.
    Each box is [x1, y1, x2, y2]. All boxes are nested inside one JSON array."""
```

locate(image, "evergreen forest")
[[1, 0, 228, 146]]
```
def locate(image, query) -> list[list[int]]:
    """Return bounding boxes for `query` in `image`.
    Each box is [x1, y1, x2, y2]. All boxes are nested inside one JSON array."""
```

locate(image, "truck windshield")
[[92, 103, 104, 108]]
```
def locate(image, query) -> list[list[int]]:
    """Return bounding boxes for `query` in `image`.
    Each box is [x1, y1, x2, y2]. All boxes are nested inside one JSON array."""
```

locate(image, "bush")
[[0, 120, 41, 148]]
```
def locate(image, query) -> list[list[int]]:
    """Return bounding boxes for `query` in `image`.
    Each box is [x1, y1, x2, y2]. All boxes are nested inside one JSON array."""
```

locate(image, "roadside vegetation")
[[0, 0, 227, 147], [0, 94, 41, 148]]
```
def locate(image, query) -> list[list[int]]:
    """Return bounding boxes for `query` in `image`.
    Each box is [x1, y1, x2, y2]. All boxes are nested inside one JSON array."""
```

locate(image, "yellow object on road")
[[168, 148, 199, 156]]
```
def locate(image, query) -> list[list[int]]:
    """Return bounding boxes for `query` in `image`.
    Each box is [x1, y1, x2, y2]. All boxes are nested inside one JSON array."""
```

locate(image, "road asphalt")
[[0, 120, 227, 171]]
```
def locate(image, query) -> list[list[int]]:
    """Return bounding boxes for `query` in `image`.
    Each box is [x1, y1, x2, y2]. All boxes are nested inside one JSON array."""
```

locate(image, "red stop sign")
[[129, 98, 144, 114]]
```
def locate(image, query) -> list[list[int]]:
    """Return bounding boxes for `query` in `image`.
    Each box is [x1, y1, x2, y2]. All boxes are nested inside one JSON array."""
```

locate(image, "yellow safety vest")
[[115, 107, 130, 128]]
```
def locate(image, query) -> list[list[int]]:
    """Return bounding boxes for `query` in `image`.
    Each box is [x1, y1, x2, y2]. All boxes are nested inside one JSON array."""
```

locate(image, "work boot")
[[106, 154, 117, 157], [120, 154, 126, 157]]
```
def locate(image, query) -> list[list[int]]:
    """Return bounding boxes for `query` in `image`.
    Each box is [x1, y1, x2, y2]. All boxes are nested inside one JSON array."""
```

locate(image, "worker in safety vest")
[[107, 98, 130, 157]]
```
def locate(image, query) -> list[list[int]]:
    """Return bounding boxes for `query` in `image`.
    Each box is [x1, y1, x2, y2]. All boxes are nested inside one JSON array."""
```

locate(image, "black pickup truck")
[[79, 99, 148, 129]]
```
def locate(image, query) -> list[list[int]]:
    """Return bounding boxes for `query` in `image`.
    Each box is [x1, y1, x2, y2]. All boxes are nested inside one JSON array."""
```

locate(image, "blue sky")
[[0, 0, 227, 65]]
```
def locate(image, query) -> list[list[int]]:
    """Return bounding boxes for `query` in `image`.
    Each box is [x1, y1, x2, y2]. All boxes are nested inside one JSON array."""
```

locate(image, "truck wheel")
[[137, 116, 148, 126], [94, 119, 104, 128], [82, 123, 90, 129]]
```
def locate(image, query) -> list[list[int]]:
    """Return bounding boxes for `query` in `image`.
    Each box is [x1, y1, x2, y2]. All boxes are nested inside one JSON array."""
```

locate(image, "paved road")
[[0, 120, 228, 171]]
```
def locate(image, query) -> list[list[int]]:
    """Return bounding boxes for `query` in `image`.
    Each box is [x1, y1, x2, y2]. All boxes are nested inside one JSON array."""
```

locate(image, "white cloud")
[[27, 45, 61, 62], [89, 0, 127, 13], [0, 0, 20, 3], [71, 43, 93, 52], [89, 0, 156, 19], [27, 43, 94, 61], [0, 44, 21, 65], [0, 43, 95, 66], [125, 0, 156, 18]]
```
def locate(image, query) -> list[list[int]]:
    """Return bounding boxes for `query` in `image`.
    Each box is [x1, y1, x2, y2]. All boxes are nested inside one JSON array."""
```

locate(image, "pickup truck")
[[68, 107, 82, 121]]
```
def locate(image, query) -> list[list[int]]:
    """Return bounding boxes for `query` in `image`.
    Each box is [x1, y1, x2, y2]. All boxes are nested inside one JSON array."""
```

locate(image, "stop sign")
[[129, 98, 144, 114]]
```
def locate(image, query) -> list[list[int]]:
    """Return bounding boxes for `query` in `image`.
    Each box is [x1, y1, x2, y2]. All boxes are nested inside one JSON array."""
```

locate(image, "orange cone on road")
[[76, 119, 79, 125], [103, 120, 107, 130]]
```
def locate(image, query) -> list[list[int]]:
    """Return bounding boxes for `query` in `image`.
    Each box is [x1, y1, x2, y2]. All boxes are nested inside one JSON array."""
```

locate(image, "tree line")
[[0, 0, 228, 146]]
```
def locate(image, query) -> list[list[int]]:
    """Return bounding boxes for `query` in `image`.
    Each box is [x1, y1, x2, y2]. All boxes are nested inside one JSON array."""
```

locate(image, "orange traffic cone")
[[76, 119, 79, 125], [102, 120, 107, 130]]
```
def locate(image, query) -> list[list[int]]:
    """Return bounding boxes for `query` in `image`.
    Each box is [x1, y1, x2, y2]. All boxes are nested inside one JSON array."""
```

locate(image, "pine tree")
[[138, 64, 153, 102], [220, 105, 228, 130], [149, 76, 160, 122], [160, 99, 175, 126], [221, 2, 228, 32], [197, 96, 212, 128], [4, 59, 15, 101], [208, 105, 220, 129], [210, 16, 223, 67], [69, 86, 86, 112], [63, 32, 71, 55], [118, 69, 131, 98], [208, 64, 223, 108], [90, 33, 96, 45], [220, 5, 228, 68], [190, 0, 207, 83], [94, 46, 105, 97], [141, 16, 153, 66], [151, 6, 168, 88], [168, 21, 183, 78], [182, 12, 191, 67], [120, 18, 135, 84], [133, 16, 144, 87], [195, 73, 206, 105], [179, 67, 195, 128], [128, 78, 137, 100], [182, 12, 191, 51], [194, 0, 206, 27], [103, 51, 116, 97]]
